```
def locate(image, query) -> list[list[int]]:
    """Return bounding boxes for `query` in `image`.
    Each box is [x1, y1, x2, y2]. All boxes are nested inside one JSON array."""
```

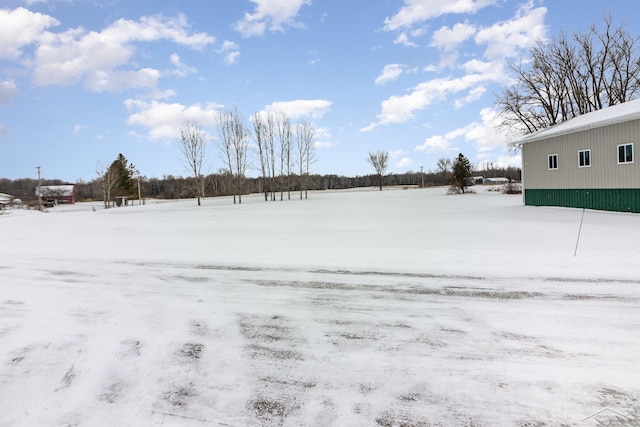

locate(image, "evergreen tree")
[[451, 153, 472, 194], [109, 154, 136, 204]]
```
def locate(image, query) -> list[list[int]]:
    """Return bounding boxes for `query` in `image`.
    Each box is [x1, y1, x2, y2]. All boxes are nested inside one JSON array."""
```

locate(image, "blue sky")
[[0, 0, 637, 182]]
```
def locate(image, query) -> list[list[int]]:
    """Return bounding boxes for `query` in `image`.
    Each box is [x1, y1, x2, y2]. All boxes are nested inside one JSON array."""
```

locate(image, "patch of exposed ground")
[[238, 313, 322, 425]]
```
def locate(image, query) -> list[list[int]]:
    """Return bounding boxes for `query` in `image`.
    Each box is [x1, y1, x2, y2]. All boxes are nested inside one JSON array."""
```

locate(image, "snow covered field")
[[1, 187, 639, 426]]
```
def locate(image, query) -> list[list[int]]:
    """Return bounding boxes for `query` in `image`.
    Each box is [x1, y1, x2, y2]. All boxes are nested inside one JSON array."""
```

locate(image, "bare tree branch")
[[496, 15, 640, 135], [368, 151, 389, 191], [179, 121, 207, 206]]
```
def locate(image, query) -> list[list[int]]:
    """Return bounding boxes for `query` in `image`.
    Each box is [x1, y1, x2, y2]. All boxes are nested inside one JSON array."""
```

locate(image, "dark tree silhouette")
[[367, 150, 389, 191], [451, 153, 472, 194], [179, 121, 207, 206], [496, 15, 640, 134]]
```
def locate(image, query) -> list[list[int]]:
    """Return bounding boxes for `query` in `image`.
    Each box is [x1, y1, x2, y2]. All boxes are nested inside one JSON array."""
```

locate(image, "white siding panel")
[[522, 119, 640, 189]]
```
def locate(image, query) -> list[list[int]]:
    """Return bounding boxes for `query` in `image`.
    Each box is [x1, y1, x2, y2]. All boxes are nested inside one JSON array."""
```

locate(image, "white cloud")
[[0, 7, 59, 60], [414, 108, 510, 154], [312, 126, 333, 148], [388, 149, 406, 159], [314, 141, 333, 148], [493, 153, 521, 168], [234, 0, 312, 37], [124, 99, 222, 140], [0, 80, 18, 105], [431, 22, 476, 52], [415, 134, 454, 153], [73, 124, 87, 136], [461, 58, 498, 75], [306, 49, 320, 65], [475, 3, 547, 59], [220, 40, 239, 51], [86, 68, 161, 92], [264, 99, 332, 119], [218, 40, 240, 65], [31, 14, 214, 92], [375, 64, 405, 85], [388, 150, 413, 169], [149, 89, 177, 100], [438, 52, 459, 69], [223, 51, 241, 65], [466, 108, 510, 152], [384, 0, 498, 31], [0, 124, 7, 136], [108, 14, 214, 49], [366, 3, 548, 132], [454, 86, 486, 108], [362, 74, 486, 132], [395, 157, 413, 168], [167, 53, 198, 77], [393, 32, 418, 47]]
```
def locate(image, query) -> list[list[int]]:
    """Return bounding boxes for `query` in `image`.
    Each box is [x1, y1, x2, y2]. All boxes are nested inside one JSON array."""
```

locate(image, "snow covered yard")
[[1, 187, 639, 426]]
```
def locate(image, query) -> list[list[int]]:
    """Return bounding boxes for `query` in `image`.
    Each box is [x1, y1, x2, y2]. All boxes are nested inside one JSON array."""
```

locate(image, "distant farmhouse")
[[0, 193, 14, 209], [482, 177, 510, 184], [36, 185, 76, 206], [514, 99, 640, 213]]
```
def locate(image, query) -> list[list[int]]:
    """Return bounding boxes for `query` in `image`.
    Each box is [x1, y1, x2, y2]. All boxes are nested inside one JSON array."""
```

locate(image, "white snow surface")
[[1, 187, 639, 426]]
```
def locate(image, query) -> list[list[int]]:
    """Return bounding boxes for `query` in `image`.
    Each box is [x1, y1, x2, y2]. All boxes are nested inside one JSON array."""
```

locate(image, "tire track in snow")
[[237, 313, 326, 426]]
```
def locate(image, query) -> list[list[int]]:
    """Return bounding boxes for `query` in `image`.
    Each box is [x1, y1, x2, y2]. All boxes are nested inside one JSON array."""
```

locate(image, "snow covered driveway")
[[1, 188, 639, 426]]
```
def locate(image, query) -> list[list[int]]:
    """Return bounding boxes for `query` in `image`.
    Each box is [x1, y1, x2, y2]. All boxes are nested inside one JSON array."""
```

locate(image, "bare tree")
[[368, 150, 389, 191], [303, 129, 317, 199], [216, 109, 237, 203], [216, 108, 248, 204], [436, 158, 453, 183], [179, 121, 207, 206], [232, 110, 249, 204], [265, 112, 278, 201], [276, 112, 292, 200], [295, 121, 316, 199], [497, 14, 640, 134], [96, 161, 118, 209], [251, 111, 271, 201]]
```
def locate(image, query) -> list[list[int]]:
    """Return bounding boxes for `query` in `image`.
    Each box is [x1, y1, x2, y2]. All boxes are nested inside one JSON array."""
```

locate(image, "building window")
[[578, 149, 591, 167], [548, 154, 558, 170], [618, 143, 634, 164]]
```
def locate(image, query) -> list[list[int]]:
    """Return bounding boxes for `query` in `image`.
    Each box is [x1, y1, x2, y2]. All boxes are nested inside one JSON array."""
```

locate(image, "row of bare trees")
[[497, 14, 640, 134], [250, 111, 316, 202], [179, 109, 316, 206]]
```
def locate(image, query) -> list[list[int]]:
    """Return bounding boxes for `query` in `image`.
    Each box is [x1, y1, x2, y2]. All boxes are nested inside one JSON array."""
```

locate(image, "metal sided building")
[[515, 99, 640, 213]]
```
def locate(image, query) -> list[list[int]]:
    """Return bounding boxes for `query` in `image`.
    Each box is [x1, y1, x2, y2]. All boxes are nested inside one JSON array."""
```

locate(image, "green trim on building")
[[525, 188, 640, 213]]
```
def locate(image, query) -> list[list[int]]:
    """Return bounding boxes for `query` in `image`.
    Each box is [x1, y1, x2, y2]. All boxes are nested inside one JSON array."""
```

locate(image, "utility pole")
[[36, 166, 42, 210], [420, 165, 424, 188]]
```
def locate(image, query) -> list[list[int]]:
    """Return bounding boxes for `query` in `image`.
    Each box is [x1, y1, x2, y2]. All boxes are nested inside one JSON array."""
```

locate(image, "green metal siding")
[[525, 188, 640, 213]]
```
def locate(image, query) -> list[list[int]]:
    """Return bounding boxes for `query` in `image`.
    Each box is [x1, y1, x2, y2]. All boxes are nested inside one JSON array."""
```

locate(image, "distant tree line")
[[0, 163, 521, 204], [366, 151, 505, 195]]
